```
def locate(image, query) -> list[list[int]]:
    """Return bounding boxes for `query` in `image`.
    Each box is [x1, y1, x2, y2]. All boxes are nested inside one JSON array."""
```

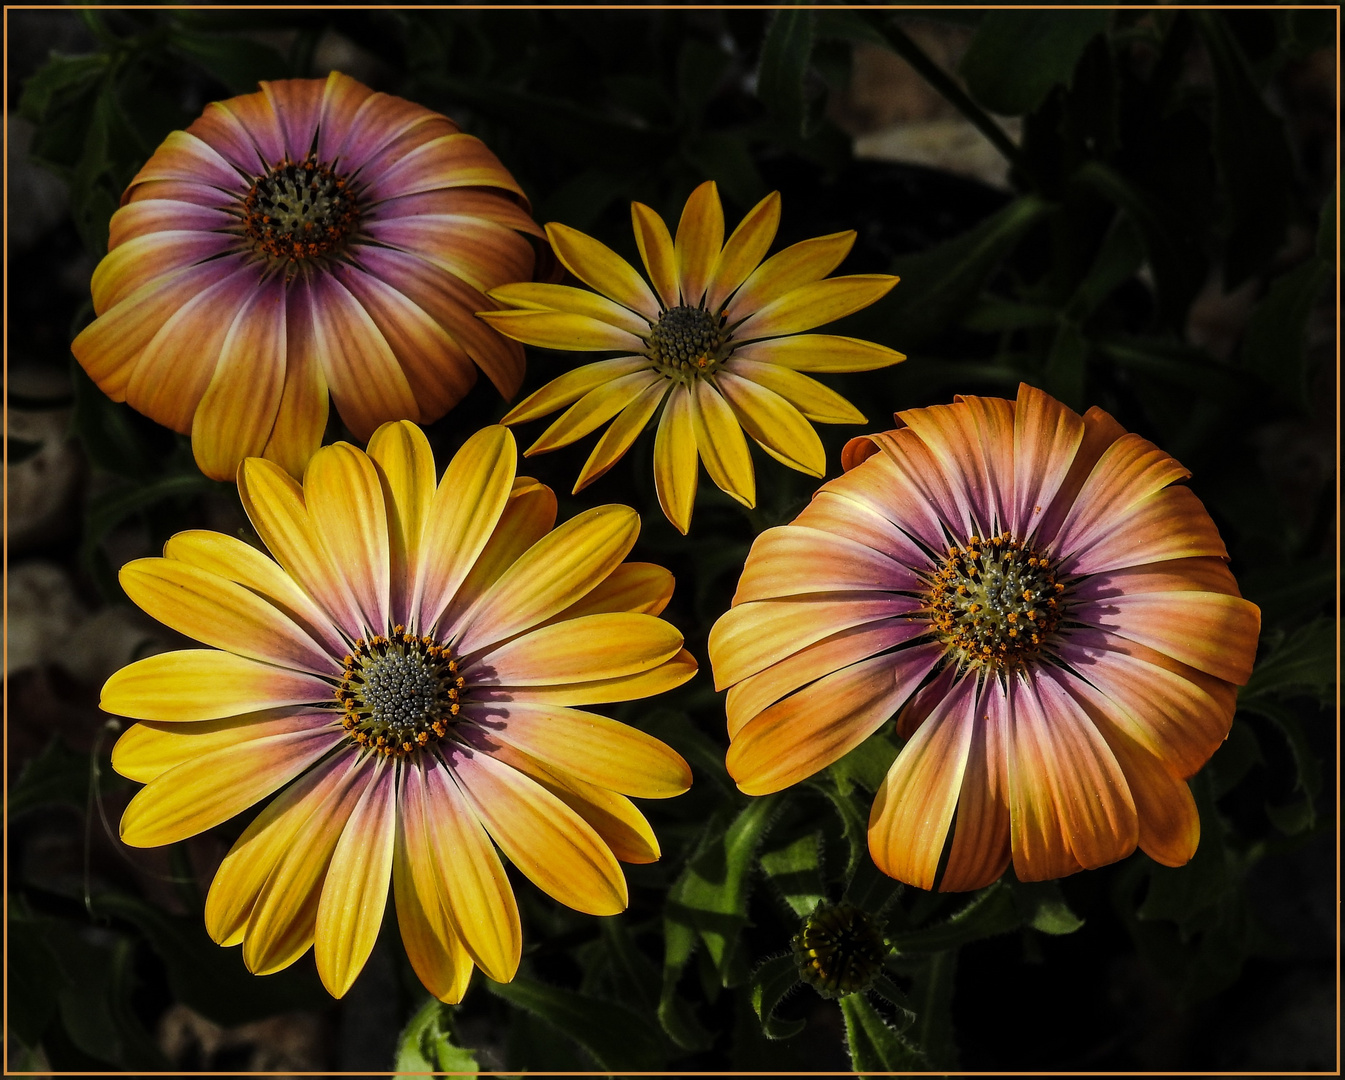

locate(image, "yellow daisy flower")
[[101, 422, 696, 1001], [478, 181, 905, 533]]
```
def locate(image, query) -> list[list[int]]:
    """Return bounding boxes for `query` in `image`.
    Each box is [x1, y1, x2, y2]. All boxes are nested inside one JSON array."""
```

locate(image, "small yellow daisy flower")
[[102, 422, 695, 1001], [478, 181, 905, 533]]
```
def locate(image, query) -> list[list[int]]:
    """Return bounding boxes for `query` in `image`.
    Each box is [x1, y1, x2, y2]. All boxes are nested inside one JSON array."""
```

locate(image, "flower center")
[[928, 532, 1064, 670], [243, 156, 360, 263], [336, 629, 464, 756], [647, 305, 728, 380], [793, 901, 888, 999]]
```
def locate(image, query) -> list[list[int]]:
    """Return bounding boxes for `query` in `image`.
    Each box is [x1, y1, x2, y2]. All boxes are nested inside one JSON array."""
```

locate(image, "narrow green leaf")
[[1241, 618, 1335, 704], [750, 954, 805, 1040], [393, 997, 479, 1079], [676, 38, 732, 121], [960, 10, 1111, 115], [758, 8, 816, 137], [485, 975, 668, 1071], [840, 993, 924, 1074], [1013, 881, 1085, 935], [1041, 319, 1088, 410], [1240, 259, 1331, 409], [889, 881, 1022, 954], [169, 29, 288, 93], [902, 949, 956, 1067], [760, 833, 827, 917], [19, 52, 108, 123]]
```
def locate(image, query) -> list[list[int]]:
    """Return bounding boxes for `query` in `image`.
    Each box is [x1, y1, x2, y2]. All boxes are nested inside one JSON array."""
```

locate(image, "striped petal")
[[723, 358, 865, 424], [120, 722, 342, 847], [367, 421, 437, 630], [868, 674, 980, 889], [1011, 382, 1085, 539], [368, 132, 526, 203], [414, 425, 517, 633], [1058, 486, 1229, 575], [316, 760, 397, 997], [714, 371, 824, 477], [527, 370, 663, 455], [732, 333, 905, 372], [502, 357, 653, 426], [690, 378, 755, 507], [546, 561, 674, 621], [938, 679, 1013, 893], [574, 379, 669, 492], [418, 758, 521, 982], [477, 308, 647, 353], [304, 443, 391, 636], [237, 458, 365, 640], [487, 282, 651, 336], [365, 214, 533, 295], [792, 491, 931, 580], [653, 385, 698, 535], [732, 526, 919, 605], [706, 191, 780, 312], [120, 559, 335, 676], [544, 222, 660, 319], [492, 647, 697, 707], [674, 180, 724, 307], [262, 78, 326, 161], [102, 650, 331, 722], [730, 642, 943, 796], [261, 282, 330, 479], [471, 612, 682, 687], [630, 201, 678, 310], [451, 748, 627, 915], [463, 700, 690, 798], [724, 231, 855, 324], [91, 229, 238, 313], [122, 130, 248, 195], [733, 275, 897, 340]]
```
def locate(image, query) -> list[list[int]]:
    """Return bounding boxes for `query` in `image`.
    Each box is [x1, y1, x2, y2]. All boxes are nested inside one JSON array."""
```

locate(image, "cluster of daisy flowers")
[[83, 73, 1260, 1004]]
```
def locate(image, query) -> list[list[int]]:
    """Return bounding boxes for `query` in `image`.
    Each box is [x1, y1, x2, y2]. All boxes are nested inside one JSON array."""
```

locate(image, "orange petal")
[[1011, 383, 1085, 540], [938, 680, 1012, 893], [732, 525, 921, 606], [260, 282, 330, 480]]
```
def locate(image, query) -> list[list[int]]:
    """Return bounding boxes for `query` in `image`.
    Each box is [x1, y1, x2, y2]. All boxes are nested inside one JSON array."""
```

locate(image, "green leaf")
[[827, 730, 899, 796], [1013, 881, 1085, 935], [960, 10, 1110, 116], [750, 953, 805, 1040], [1041, 319, 1088, 410], [758, 8, 816, 137], [7, 907, 61, 1047], [8, 737, 90, 819], [168, 29, 288, 93], [889, 881, 1022, 955], [1069, 215, 1145, 319], [70, 353, 172, 482], [760, 833, 827, 917], [964, 296, 1058, 333], [393, 997, 479, 1079], [1137, 771, 1231, 930], [901, 949, 955, 1068], [1194, 12, 1295, 286], [676, 38, 732, 122], [1240, 698, 1324, 835], [1241, 617, 1335, 704], [1240, 259, 1331, 409], [19, 52, 109, 123], [485, 975, 668, 1071], [840, 993, 924, 1074], [878, 195, 1052, 349], [1238, 557, 1335, 627]]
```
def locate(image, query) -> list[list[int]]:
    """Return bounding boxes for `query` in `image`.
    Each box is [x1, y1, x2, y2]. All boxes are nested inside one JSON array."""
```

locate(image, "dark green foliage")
[[9, 7, 1333, 1075]]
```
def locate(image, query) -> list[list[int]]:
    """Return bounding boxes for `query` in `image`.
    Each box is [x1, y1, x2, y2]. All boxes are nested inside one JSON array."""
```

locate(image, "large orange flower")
[[72, 71, 541, 481], [101, 422, 695, 1000], [710, 384, 1260, 890]]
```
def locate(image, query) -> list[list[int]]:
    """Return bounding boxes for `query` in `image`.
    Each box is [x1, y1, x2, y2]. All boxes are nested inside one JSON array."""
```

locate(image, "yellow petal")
[[724, 231, 855, 323], [502, 357, 653, 426], [723, 358, 865, 423], [487, 282, 652, 337], [547, 561, 675, 621], [394, 773, 475, 1003], [455, 504, 641, 655], [690, 378, 755, 507], [631, 202, 679, 310], [162, 531, 346, 658], [574, 379, 668, 493], [732, 333, 906, 372], [304, 442, 391, 635], [238, 457, 365, 641], [243, 756, 373, 975], [706, 191, 781, 312], [733, 275, 899, 340], [465, 701, 691, 798], [544, 222, 661, 319], [414, 425, 517, 632], [112, 709, 335, 783], [367, 421, 437, 630], [316, 761, 397, 997], [120, 723, 342, 848], [713, 371, 824, 477], [527, 370, 663, 455], [674, 181, 724, 306], [473, 612, 683, 686], [436, 477, 558, 640], [418, 759, 521, 982], [119, 559, 335, 676], [452, 748, 628, 915], [204, 749, 358, 946], [653, 385, 698, 534], [497, 647, 697, 706], [477, 308, 647, 352], [102, 650, 332, 722]]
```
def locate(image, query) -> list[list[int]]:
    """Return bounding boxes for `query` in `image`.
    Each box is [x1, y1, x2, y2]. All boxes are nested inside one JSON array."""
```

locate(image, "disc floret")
[[336, 628, 464, 756], [928, 531, 1064, 671], [647, 304, 728, 381], [243, 155, 360, 264], [793, 901, 889, 999]]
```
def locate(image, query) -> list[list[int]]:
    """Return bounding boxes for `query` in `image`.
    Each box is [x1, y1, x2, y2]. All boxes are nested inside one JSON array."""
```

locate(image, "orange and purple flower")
[[710, 384, 1260, 889], [73, 72, 542, 481]]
